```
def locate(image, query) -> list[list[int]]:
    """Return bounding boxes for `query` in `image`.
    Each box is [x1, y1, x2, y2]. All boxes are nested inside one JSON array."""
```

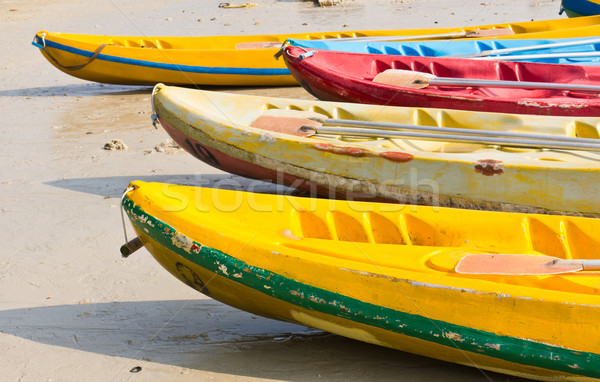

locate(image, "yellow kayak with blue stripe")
[[561, 0, 600, 17], [122, 181, 600, 381], [32, 15, 600, 86]]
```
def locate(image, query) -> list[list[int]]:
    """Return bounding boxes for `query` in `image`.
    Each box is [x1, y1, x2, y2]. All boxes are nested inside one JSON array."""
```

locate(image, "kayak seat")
[[367, 46, 385, 55], [566, 121, 600, 139], [287, 206, 600, 260], [390, 60, 410, 71], [397, 45, 421, 57], [562, 220, 600, 260], [428, 61, 452, 78], [416, 45, 436, 57], [370, 59, 393, 76], [330, 211, 370, 243], [494, 61, 519, 81], [291, 209, 405, 245], [290, 210, 332, 240], [524, 217, 568, 259], [365, 212, 405, 244], [474, 41, 495, 52], [399, 213, 435, 246], [329, 106, 354, 120], [108, 39, 159, 48], [155, 40, 173, 49]]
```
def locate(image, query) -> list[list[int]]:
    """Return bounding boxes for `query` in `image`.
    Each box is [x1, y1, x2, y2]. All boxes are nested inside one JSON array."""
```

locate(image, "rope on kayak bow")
[[38, 32, 110, 71], [120, 186, 134, 249], [279, 46, 314, 60], [150, 84, 162, 129]]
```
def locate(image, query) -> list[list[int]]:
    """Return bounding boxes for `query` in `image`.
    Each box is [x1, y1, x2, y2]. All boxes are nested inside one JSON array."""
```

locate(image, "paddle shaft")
[[306, 125, 600, 151], [475, 51, 600, 61], [332, 29, 511, 43], [551, 259, 600, 270], [336, 31, 470, 42], [373, 69, 600, 92], [460, 37, 600, 58], [323, 118, 600, 145], [425, 77, 600, 92]]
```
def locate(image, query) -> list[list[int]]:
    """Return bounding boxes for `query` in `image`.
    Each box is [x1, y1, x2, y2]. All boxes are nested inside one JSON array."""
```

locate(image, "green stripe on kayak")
[[123, 196, 600, 378]]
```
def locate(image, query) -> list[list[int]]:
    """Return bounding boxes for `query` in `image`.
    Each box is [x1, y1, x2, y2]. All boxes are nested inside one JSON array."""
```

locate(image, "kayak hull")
[[33, 15, 600, 86], [122, 181, 600, 381], [286, 37, 600, 65], [283, 46, 600, 116], [152, 84, 600, 216]]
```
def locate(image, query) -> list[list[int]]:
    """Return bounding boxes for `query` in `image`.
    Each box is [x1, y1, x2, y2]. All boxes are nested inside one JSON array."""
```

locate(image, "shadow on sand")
[[0, 299, 520, 381], [0, 83, 153, 98], [0, 82, 297, 98], [44, 173, 300, 198]]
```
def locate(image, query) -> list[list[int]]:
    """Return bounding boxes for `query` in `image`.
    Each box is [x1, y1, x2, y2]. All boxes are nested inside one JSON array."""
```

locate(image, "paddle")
[[454, 253, 600, 275], [248, 114, 600, 152], [270, 28, 514, 53], [320, 118, 600, 146], [452, 37, 600, 58], [373, 69, 600, 92], [332, 28, 514, 43]]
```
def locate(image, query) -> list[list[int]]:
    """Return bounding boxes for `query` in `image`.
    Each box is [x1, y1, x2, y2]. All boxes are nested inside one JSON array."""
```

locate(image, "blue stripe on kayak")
[[32, 38, 291, 76]]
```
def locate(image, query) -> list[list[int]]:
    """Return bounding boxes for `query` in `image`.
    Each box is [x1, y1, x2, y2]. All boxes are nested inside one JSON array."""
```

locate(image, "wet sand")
[[1, 1, 562, 381]]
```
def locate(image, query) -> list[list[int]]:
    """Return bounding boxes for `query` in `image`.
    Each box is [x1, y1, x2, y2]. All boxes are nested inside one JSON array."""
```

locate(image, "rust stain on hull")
[[380, 151, 414, 163], [314, 144, 413, 162], [314, 143, 367, 157], [475, 159, 504, 176]]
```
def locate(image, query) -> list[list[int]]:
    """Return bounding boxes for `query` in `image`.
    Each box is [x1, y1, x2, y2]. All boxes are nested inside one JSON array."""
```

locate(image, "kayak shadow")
[[0, 83, 152, 97], [0, 300, 522, 380], [44, 174, 298, 198], [1, 82, 311, 100]]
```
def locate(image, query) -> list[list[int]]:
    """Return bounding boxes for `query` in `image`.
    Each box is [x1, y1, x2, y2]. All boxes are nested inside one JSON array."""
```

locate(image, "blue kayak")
[[561, 0, 600, 17], [285, 37, 600, 65]]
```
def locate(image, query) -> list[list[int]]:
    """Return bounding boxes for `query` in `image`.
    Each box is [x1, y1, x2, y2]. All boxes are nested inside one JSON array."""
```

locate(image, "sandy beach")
[[1, 0, 565, 381]]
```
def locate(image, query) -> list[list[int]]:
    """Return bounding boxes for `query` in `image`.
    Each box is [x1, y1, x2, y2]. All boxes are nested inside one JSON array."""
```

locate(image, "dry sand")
[[0, 0, 564, 381]]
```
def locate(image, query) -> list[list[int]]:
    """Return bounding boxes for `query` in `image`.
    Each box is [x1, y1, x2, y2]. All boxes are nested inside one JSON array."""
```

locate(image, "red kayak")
[[283, 46, 600, 116]]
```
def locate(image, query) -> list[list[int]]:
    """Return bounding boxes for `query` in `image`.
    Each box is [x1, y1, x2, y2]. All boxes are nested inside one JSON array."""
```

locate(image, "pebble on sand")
[[103, 139, 128, 150]]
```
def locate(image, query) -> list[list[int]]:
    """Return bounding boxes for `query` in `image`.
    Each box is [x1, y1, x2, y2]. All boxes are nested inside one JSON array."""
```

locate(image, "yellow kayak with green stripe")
[[33, 15, 600, 86], [122, 181, 600, 381]]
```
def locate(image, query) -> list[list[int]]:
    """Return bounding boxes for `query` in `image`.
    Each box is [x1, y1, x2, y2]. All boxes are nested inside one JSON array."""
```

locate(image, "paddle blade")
[[373, 69, 434, 89], [465, 28, 515, 38], [236, 41, 282, 49], [249, 115, 321, 137], [454, 254, 583, 275]]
